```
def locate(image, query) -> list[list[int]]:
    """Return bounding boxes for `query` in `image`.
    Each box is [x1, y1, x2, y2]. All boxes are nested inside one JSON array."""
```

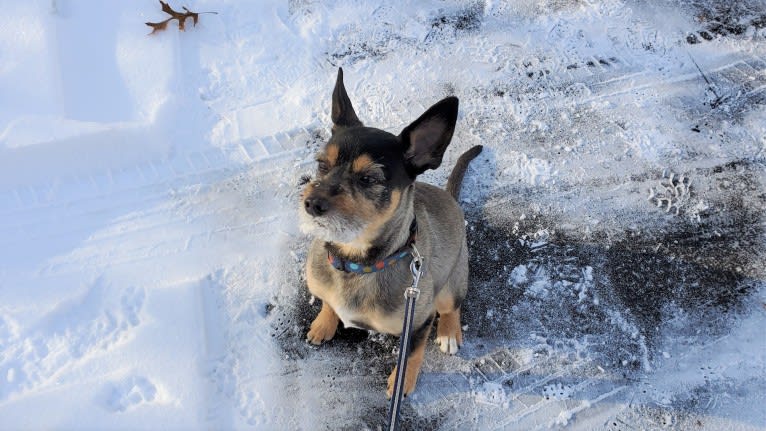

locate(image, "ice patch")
[[508, 265, 528, 285], [526, 278, 551, 299]]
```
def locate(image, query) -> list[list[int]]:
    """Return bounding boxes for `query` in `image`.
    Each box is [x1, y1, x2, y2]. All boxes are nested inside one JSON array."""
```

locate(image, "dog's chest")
[[332, 303, 367, 330], [307, 246, 409, 334], [309, 275, 402, 334], [332, 300, 403, 335], [330, 279, 403, 334]]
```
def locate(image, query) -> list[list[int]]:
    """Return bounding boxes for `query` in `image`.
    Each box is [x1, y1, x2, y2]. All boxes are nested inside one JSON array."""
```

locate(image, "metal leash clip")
[[406, 244, 423, 300]]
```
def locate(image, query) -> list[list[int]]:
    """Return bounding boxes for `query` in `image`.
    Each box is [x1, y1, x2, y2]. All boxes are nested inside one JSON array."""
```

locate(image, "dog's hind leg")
[[435, 293, 463, 354], [434, 244, 468, 354], [386, 314, 435, 398]]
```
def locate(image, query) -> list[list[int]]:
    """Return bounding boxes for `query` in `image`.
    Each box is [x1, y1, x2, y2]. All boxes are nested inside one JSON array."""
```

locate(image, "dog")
[[300, 68, 482, 397]]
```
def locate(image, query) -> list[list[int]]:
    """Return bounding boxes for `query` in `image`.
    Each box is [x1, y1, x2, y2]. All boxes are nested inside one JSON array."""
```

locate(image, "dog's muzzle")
[[304, 196, 329, 217]]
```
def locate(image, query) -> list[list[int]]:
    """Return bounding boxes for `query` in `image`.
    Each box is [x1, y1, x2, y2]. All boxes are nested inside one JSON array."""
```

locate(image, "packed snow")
[[1, 0, 765, 429]]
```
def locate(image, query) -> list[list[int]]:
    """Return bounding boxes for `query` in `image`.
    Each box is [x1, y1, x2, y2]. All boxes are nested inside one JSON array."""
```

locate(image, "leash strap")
[[388, 245, 423, 431]]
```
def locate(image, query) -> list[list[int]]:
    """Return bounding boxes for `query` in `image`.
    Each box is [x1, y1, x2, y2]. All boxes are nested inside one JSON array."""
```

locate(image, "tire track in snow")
[[0, 126, 314, 218], [0, 129, 315, 275]]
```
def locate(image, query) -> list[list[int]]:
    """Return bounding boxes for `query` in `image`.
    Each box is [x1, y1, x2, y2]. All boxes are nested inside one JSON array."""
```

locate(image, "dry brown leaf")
[[145, 0, 217, 34], [145, 18, 172, 34], [183, 7, 201, 27], [160, 1, 177, 16]]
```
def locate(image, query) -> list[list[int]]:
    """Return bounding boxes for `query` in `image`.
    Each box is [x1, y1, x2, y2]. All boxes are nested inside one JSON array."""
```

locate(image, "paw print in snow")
[[105, 376, 158, 412], [647, 170, 692, 216], [475, 381, 510, 408], [542, 382, 573, 400]]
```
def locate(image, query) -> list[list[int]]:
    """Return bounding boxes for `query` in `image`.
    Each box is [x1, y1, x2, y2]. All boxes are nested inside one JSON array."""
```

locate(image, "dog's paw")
[[386, 366, 419, 399], [306, 318, 337, 345], [436, 335, 460, 354], [435, 311, 463, 355], [306, 324, 335, 345], [306, 304, 339, 345]]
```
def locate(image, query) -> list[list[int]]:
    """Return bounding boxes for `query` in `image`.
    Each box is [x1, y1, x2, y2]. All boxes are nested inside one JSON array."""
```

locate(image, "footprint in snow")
[[104, 376, 158, 413], [543, 382, 573, 401]]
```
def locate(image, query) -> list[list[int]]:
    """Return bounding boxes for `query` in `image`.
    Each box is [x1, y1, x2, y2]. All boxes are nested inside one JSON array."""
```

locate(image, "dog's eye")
[[359, 175, 378, 185], [317, 161, 329, 175]]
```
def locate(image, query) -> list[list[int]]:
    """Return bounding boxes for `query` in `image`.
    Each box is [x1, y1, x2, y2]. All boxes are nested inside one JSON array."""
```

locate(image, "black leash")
[[388, 245, 424, 431]]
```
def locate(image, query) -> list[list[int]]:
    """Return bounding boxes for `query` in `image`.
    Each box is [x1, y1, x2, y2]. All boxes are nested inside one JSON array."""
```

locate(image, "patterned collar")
[[327, 218, 417, 274]]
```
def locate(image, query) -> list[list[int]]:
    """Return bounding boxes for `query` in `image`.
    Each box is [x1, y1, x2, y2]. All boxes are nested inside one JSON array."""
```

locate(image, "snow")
[[1, 0, 765, 429]]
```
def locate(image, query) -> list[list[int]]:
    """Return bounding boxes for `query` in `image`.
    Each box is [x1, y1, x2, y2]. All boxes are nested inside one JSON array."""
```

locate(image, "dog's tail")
[[446, 145, 483, 200]]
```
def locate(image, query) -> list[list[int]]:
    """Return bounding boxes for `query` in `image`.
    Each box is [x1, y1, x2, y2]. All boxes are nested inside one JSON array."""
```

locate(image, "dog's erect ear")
[[331, 68, 363, 131], [400, 96, 459, 176]]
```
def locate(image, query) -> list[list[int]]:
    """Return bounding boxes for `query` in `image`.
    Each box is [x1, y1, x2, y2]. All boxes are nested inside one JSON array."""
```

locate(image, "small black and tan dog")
[[300, 68, 482, 397]]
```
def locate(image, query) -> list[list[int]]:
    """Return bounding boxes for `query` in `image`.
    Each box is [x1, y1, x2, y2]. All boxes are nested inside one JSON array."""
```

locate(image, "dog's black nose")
[[304, 197, 329, 216]]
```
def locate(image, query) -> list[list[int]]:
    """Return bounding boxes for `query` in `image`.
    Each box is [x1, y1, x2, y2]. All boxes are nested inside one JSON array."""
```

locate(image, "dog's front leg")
[[307, 301, 340, 345], [386, 314, 435, 398]]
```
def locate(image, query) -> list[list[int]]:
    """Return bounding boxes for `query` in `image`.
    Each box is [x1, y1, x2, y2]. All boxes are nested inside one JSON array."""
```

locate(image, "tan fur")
[[366, 307, 411, 335], [434, 291, 457, 313], [436, 310, 463, 345], [325, 144, 339, 166], [300, 181, 315, 201], [307, 301, 340, 345], [352, 154, 374, 173], [386, 320, 433, 398], [435, 292, 463, 346], [334, 193, 377, 220]]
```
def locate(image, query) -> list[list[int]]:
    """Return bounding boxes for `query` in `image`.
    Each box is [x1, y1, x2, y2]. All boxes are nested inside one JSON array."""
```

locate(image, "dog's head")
[[300, 68, 459, 244]]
